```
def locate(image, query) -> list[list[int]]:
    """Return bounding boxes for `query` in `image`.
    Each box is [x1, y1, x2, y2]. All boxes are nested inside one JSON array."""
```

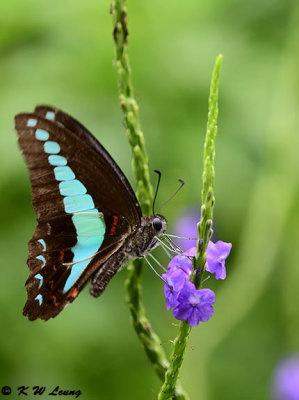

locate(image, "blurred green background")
[[1, 0, 298, 399]]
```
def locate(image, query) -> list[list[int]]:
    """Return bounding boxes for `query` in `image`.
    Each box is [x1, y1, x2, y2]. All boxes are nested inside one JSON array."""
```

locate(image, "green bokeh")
[[0, 0, 298, 399]]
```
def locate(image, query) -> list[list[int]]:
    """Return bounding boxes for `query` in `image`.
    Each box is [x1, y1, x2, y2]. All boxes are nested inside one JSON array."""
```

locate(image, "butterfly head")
[[151, 214, 167, 235], [152, 216, 164, 232], [130, 214, 166, 258]]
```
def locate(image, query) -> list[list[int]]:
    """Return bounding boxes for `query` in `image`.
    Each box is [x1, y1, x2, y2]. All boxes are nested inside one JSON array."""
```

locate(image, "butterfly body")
[[90, 214, 166, 297], [15, 106, 166, 321]]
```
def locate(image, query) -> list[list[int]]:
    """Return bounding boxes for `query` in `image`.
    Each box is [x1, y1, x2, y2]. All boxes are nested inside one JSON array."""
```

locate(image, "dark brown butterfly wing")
[[15, 106, 141, 320]]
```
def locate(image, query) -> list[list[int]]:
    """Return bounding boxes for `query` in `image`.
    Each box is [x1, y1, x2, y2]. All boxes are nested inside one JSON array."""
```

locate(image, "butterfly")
[[15, 105, 167, 321]]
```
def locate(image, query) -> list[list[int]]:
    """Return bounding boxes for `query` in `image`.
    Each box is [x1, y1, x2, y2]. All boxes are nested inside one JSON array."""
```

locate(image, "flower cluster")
[[162, 240, 232, 327]]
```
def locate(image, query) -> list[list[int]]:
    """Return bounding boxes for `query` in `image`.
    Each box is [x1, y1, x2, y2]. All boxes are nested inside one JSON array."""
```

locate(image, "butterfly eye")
[[153, 217, 163, 231]]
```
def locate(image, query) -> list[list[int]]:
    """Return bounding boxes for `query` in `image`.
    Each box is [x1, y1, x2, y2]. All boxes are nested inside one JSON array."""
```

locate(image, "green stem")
[[195, 54, 222, 288], [112, 0, 152, 213], [111, 2, 188, 398], [158, 55, 223, 400], [158, 322, 191, 400]]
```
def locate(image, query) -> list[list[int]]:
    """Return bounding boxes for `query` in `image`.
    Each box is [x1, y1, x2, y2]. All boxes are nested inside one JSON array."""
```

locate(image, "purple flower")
[[173, 208, 217, 251], [173, 282, 215, 326], [272, 356, 299, 400], [173, 208, 201, 251], [167, 254, 192, 277], [173, 240, 232, 280], [162, 238, 231, 327], [162, 269, 186, 310], [206, 240, 232, 280], [184, 247, 196, 257]]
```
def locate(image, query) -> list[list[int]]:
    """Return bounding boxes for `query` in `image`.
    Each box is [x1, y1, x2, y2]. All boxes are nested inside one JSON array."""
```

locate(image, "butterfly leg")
[[90, 248, 127, 297]]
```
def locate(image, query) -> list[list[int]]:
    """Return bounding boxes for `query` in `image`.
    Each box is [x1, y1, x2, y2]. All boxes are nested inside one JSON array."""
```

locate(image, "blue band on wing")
[[59, 180, 87, 196], [63, 194, 95, 213], [54, 166, 76, 181], [64, 210, 105, 293], [35, 274, 43, 289], [46, 111, 55, 120], [36, 255, 46, 268], [27, 119, 37, 127], [37, 239, 46, 251], [44, 141, 60, 154], [35, 129, 50, 141], [48, 155, 67, 166], [35, 294, 43, 305]]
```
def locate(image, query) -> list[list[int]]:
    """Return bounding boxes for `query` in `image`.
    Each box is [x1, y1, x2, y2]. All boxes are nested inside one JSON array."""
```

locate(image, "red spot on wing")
[[110, 216, 118, 235], [51, 295, 59, 307], [67, 287, 79, 299], [60, 249, 66, 262], [59, 248, 72, 263]]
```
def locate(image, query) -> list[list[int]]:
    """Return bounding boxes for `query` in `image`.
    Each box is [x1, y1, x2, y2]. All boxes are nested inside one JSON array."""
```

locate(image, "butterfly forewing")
[[33, 105, 141, 223], [15, 107, 141, 320]]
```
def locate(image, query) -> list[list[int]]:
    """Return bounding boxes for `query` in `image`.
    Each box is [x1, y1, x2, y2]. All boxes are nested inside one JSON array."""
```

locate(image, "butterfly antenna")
[[155, 178, 185, 215], [153, 170, 162, 216]]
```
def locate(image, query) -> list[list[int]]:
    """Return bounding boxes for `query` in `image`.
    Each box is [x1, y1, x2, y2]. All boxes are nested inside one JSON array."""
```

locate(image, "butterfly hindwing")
[[24, 216, 76, 320], [15, 107, 141, 320], [24, 214, 126, 320]]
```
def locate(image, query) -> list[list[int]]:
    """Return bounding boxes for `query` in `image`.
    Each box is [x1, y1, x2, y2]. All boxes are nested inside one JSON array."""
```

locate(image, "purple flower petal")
[[162, 269, 186, 310], [206, 240, 232, 280], [180, 241, 232, 280], [207, 240, 232, 259], [173, 209, 201, 251], [272, 356, 299, 400], [177, 281, 196, 304], [167, 254, 192, 277], [196, 304, 214, 322], [172, 282, 215, 327], [183, 246, 196, 257], [187, 309, 201, 327], [198, 288, 216, 304], [173, 303, 192, 321], [164, 285, 177, 310]]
